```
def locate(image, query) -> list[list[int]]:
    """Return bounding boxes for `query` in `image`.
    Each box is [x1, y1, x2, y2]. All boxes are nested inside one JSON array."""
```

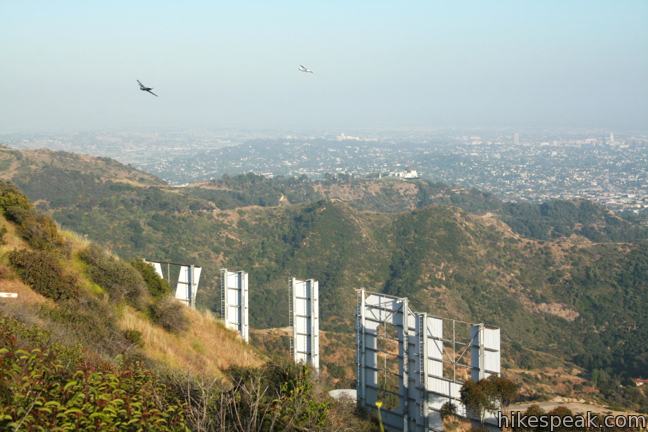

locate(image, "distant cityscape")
[[2, 129, 647, 215]]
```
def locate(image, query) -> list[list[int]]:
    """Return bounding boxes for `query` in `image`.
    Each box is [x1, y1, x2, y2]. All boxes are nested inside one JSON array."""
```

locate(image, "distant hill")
[[192, 173, 646, 242], [1, 146, 647, 413], [0, 146, 162, 185]]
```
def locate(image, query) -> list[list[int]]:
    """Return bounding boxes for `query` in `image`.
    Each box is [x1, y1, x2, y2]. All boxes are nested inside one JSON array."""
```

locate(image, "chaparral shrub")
[[0, 315, 189, 431], [8, 249, 78, 301], [79, 244, 147, 308]]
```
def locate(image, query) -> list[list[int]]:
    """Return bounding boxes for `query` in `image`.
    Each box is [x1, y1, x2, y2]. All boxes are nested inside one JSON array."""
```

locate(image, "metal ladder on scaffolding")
[[220, 270, 226, 321], [417, 313, 428, 431]]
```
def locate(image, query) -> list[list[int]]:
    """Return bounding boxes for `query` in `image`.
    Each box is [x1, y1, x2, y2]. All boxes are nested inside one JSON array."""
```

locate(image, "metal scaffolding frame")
[[356, 289, 501, 432], [290, 277, 320, 372], [145, 259, 201, 308], [220, 268, 249, 342]]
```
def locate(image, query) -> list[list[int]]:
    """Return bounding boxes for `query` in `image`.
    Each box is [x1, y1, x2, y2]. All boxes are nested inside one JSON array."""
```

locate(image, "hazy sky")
[[1, 1, 647, 132]]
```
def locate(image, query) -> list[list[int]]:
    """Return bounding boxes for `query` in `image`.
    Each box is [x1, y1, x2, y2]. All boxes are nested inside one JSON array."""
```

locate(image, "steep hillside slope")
[[0, 182, 259, 430], [0, 180, 261, 372]]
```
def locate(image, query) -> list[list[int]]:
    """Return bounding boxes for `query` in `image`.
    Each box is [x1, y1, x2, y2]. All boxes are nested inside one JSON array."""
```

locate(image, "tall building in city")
[[513, 132, 520, 145]]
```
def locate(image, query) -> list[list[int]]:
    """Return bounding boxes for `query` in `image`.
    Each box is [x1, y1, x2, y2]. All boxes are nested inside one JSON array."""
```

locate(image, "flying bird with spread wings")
[[137, 80, 158, 97], [298, 65, 314, 74]]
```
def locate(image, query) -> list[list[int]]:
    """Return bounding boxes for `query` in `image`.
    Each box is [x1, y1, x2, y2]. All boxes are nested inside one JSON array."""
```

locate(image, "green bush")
[[0, 225, 6, 245], [3, 204, 65, 251], [460, 376, 520, 424], [8, 249, 78, 300], [20, 212, 63, 251], [148, 297, 189, 333], [440, 401, 458, 419], [79, 245, 147, 308], [0, 181, 30, 214], [45, 296, 130, 356], [170, 361, 330, 432], [130, 259, 172, 298], [0, 182, 65, 251], [2, 204, 30, 226], [0, 315, 188, 431], [123, 329, 144, 347]]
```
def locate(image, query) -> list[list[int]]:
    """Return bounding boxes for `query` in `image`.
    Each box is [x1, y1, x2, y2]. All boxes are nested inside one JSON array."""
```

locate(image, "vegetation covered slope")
[[0, 179, 261, 371], [1, 147, 647, 413], [0, 181, 375, 431]]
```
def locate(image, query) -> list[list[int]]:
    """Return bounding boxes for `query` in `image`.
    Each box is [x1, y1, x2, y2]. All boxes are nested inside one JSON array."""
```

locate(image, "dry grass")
[[0, 147, 161, 188], [0, 151, 20, 179], [443, 416, 472, 432], [1, 248, 263, 381], [120, 306, 264, 378], [61, 230, 107, 296], [0, 267, 56, 338], [0, 215, 28, 252], [1, 216, 48, 312], [0, 278, 53, 314], [2, 213, 264, 380]]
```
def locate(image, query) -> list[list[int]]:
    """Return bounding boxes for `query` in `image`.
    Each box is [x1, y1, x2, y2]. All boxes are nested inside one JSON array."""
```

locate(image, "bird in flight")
[[137, 80, 158, 97], [298, 65, 314, 74]]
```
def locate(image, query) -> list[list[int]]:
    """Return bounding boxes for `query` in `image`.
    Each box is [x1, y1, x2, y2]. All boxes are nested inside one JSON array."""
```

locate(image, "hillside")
[[0, 179, 261, 370], [1, 147, 647, 413], [0, 146, 161, 185], [0, 182, 378, 431]]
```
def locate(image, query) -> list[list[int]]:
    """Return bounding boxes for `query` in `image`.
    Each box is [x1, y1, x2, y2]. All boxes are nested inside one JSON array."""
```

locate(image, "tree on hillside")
[[460, 376, 519, 425], [439, 401, 458, 419], [460, 380, 492, 424], [487, 375, 521, 408]]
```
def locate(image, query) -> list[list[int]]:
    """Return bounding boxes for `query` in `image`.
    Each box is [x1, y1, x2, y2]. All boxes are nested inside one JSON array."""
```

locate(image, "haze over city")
[[1, 0, 647, 132]]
